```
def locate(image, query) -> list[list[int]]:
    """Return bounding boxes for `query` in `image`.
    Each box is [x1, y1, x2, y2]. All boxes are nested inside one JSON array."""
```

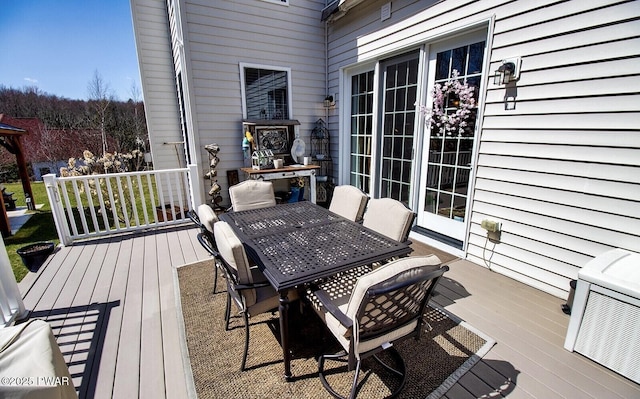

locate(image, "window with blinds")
[[243, 67, 290, 120]]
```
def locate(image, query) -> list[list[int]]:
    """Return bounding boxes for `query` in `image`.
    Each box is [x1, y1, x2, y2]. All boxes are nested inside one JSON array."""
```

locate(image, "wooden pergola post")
[[12, 136, 34, 206], [0, 123, 33, 237]]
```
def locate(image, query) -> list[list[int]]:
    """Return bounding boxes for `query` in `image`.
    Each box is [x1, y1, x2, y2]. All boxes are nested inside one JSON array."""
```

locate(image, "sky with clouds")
[[0, 0, 141, 101]]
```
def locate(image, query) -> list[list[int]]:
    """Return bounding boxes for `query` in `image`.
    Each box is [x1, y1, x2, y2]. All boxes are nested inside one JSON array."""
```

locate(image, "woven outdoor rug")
[[176, 259, 495, 399]]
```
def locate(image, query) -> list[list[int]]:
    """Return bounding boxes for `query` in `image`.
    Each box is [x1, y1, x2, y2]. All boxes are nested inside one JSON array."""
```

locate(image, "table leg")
[[279, 291, 292, 380], [310, 171, 316, 204]]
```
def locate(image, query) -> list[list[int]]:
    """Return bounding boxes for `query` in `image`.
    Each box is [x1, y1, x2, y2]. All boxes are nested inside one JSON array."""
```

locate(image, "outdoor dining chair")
[[229, 180, 276, 211], [198, 203, 219, 237], [328, 185, 369, 222], [306, 255, 448, 399], [213, 221, 298, 371], [192, 204, 223, 292], [362, 198, 416, 243]]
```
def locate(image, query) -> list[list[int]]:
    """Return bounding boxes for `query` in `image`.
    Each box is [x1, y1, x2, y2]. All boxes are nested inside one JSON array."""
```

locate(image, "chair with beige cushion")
[[213, 221, 297, 370], [329, 185, 369, 222], [192, 204, 224, 293], [198, 203, 219, 237], [307, 255, 447, 399], [362, 198, 415, 243], [229, 180, 276, 212]]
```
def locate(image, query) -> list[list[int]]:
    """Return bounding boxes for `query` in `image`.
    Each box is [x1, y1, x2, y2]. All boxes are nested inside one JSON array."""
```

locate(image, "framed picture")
[[227, 169, 239, 187], [255, 126, 291, 155]]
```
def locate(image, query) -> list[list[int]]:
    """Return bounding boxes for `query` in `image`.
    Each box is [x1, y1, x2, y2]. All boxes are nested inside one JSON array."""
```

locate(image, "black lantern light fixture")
[[493, 57, 521, 85], [323, 95, 334, 108]]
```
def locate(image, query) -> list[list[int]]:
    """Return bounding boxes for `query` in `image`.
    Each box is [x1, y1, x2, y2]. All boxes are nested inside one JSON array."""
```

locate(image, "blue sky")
[[0, 0, 141, 101]]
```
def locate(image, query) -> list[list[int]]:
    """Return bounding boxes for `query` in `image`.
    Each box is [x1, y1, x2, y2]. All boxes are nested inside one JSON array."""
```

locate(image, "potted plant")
[[288, 177, 305, 203], [17, 242, 55, 272]]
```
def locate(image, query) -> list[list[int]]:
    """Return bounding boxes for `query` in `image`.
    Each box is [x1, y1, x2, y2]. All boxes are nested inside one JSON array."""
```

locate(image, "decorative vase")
[[288, 187, 305, 203], [17, 242, 55, 272]]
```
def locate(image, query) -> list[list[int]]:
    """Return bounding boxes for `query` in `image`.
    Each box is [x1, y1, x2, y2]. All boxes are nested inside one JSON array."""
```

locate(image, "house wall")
[[130, 0, 185, 170], [327, 0, 640, 297], [167, 0, 328, 205], [32, 161, 68, 181]]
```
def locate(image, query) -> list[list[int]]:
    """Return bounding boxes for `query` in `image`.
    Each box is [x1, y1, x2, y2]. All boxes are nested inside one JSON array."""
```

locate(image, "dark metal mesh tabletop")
[[220, 202, 412, 290], [223, 201, 340, 237]]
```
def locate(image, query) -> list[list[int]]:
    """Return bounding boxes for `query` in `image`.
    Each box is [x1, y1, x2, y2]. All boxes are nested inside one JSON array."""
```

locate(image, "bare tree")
[[87, 70, 114, 155], [129, 81, 148, 152]]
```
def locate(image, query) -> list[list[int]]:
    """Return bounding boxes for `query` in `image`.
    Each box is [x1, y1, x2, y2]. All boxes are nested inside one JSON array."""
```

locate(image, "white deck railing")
[[43, 167, 196, 245]]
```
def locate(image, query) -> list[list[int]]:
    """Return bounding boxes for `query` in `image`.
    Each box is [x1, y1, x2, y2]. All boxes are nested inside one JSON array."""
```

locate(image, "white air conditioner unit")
[[564, 248, 640, 383]]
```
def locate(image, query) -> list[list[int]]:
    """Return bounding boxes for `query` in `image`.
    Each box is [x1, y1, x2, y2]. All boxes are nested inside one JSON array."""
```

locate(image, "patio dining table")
[[219, 201, 412, 379]]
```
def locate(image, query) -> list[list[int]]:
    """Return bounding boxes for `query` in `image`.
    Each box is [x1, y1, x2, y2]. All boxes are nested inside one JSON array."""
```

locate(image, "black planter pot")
[[17, 242, 55, 272]]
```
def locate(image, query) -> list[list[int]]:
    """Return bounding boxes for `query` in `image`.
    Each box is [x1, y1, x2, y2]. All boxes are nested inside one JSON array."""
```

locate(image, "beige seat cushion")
[[215, 221, 259, 305], [197, 204, 218, 234], [214, 221, 298, 313], [322, 255, 441, 353], [329, 185, 368, 221], [229, 180, 276, 211], [362, 198, 414, 242]]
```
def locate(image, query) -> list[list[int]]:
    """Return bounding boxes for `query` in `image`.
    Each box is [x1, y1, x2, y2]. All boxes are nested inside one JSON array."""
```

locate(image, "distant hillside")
[[0, 86, 148, 153]]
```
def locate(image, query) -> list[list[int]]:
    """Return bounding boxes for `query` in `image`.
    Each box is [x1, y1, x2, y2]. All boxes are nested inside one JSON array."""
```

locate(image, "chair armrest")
[[314, 289, 353, 329], [197, 233, 219, 257], [187, 210, 201, 227]]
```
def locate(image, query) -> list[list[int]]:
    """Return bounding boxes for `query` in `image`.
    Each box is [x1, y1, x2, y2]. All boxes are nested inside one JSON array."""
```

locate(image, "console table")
[[240, 165, 320, 203]]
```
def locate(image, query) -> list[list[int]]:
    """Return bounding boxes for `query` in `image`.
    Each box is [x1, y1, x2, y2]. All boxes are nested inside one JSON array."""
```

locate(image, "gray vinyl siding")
[[177, 0, 327, 204], [470, 0, 640, 297], [327, 0, 640, 297], [130, 0, 184, 170]]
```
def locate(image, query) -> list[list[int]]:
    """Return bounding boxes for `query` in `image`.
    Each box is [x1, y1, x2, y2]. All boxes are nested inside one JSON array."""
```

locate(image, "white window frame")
[[239, 63, 293, 120]]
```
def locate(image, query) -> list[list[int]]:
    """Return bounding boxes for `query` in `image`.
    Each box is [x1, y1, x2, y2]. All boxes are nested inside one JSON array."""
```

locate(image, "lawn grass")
[[3, 181, 58, 282]]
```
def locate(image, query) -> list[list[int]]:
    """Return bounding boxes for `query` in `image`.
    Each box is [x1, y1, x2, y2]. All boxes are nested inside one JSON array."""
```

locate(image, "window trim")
[[239, 63, 293, 120], [259, 0, 289, 5]]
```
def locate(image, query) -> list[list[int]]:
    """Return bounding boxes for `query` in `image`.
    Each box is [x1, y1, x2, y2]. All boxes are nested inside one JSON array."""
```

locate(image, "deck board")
[[111, 233, 145, 399], [157, 231, 190, 399], [434, 259, 640, 399], [16, 224, 640, 398], [92, 234, 134, 399], [64, 239, 111, 394], [140, 233, 165, 399]]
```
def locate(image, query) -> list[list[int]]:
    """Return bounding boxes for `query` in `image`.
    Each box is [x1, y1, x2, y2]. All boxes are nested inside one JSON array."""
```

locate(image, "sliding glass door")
[[416, 39, 485, 243]]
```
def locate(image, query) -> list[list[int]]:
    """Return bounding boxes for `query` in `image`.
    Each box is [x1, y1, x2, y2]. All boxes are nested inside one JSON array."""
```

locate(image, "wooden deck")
[[17, 224, 640, 398]]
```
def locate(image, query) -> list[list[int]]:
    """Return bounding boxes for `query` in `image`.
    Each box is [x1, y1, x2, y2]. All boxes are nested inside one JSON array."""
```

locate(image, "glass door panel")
[[378, 52, 419, 205], [417, 39, 485, 243], [349, 71, 375, 193]]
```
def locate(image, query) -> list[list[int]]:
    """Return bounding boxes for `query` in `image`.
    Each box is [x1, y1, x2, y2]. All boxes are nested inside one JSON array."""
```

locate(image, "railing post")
[[188, 164, 203, 210], [43, 174, 72, 246]]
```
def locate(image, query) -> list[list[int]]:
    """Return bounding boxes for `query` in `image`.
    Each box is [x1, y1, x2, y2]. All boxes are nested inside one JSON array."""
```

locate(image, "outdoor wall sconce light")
[[323, 95, 335, 108], [493, 57, 521, 85]]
